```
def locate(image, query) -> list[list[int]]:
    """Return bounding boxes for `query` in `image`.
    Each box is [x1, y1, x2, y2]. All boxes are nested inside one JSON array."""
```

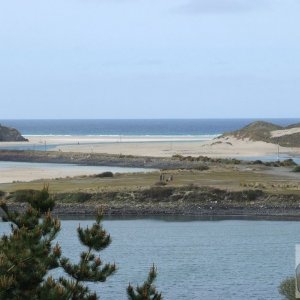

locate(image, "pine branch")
[[127, 265, 163, 300]]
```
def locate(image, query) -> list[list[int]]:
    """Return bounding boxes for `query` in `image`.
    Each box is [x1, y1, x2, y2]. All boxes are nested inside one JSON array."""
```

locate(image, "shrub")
[[293, 166, 300, 172], [61, 192, 92, 203], [195, 165, 209, 171], [94, 171, 114, 178], [244, 189, 263, 201], [154, 181, 167, 186], [281, 159, 297, 167], [143, 187, 174, 199], [278, 277, 296, 300], [8, 189, 49, 203]]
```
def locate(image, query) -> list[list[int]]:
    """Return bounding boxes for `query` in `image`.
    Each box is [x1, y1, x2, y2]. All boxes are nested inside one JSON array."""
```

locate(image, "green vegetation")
[[127, 265, 162, 300], [6, 189, 47, 203], [279, 277, 296, 300], [172, 154, 241, 165], [221, 121, 300, 147], [0, 187, 162, 300], [242, 189, 264, 201], [293, 166, 300, 172], [93, 172, 114, 178], [264, 159, 298, 168], [223, 121, 282, 141], [60, 192, 93, 203]]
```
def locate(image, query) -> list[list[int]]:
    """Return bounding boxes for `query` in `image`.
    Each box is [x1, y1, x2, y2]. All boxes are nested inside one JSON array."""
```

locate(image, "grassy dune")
[[1, 163, 299, 195]]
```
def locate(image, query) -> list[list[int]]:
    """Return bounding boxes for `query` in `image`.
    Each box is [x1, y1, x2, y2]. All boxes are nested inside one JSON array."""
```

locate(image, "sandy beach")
[[0, 161, 155, 184], [0, 162, 103, 183], [1, 135, 300, 158], [1, 134, 300, 183]]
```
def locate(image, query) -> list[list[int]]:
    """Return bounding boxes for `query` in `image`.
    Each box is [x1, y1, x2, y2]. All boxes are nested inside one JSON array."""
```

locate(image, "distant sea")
[[1, 119, 299, 137]]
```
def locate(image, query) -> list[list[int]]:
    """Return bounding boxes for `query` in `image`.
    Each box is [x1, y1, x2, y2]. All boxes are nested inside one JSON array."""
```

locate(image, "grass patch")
[[143, 187, 174, 199], [7, 189, 44, 203], [55, 192, 93, 203], [243, 189, 264, 201]]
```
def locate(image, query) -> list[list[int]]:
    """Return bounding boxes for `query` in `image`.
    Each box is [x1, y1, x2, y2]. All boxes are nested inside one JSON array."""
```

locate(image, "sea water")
[[0, 217, 298, 299], [1, 118, 299, 137], [1, 118, 300, 162]]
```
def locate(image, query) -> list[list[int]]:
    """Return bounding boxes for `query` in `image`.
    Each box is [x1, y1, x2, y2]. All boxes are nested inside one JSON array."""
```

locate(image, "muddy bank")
[[3, 186, 300, 218], [0, 150, 207, 169], [0, 150, 296, 172]]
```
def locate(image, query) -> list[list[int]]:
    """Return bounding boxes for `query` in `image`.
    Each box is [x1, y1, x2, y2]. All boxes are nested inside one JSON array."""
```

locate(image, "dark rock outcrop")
[[0, 124, 28, 142]]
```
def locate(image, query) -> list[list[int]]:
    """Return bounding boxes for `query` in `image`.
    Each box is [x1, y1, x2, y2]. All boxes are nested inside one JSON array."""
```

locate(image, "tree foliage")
[[127, 265, 162, 300], [0, 186, 162, 300], [279, 277, 296, 300]]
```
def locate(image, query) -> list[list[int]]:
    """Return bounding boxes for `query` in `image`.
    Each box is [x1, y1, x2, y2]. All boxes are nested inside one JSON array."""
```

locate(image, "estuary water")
[[0, 217, 298, 299]]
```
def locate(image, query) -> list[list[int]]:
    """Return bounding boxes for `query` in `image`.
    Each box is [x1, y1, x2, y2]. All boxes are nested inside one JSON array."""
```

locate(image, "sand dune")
[[271, 127, 300, 138]]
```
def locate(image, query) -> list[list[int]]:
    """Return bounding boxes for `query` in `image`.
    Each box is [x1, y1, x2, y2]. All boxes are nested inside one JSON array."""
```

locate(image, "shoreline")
[[3, 185, 300, 218], [0, 149, 298, 184], [0, 134, 300, 159], [5, 203, 300, 219]]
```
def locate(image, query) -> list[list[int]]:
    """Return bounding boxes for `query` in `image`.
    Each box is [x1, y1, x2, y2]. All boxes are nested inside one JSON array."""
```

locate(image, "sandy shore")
[[0, 161, 155, 184], [0, 162, 101, 183], [271, 127, 300, 138], [1, 135, 300, 158]]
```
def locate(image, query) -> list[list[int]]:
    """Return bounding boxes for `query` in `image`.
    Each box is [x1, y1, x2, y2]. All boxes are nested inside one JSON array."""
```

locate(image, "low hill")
[[221, 121, 300, 147], [0, 124, 28, 142]]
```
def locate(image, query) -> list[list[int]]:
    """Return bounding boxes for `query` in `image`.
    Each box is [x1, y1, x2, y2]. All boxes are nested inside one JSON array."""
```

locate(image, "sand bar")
[[0, 161, 155, 184], [0, 135, 300, 158]]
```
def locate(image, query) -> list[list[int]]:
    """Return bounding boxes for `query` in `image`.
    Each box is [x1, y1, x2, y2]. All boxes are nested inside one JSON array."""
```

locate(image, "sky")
[[0, 0, 300, 119]]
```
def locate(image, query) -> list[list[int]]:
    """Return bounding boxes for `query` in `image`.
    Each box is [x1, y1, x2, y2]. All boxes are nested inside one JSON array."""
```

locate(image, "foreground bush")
[[279, 277, 296, 300], [0, 186, 162, 300]]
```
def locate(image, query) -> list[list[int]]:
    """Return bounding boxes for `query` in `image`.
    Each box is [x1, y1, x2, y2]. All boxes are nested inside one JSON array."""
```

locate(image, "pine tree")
[[127, 265, 162, 300], [58, 212, 116, 299], [0, 187, 61, 299], [0, 187, 162, 299]]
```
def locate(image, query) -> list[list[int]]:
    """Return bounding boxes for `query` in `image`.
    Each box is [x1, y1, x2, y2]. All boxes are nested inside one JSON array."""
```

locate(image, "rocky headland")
[[0, 124, 28, 142]]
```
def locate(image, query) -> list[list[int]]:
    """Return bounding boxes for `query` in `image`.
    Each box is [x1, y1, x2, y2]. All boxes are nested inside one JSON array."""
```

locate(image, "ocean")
[[1, 118, 299, 137], [1, 118, 300, 162]]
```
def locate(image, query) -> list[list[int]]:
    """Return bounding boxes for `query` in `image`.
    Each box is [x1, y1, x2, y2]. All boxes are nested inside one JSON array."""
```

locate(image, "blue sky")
[[0, 0, 300, 119]]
